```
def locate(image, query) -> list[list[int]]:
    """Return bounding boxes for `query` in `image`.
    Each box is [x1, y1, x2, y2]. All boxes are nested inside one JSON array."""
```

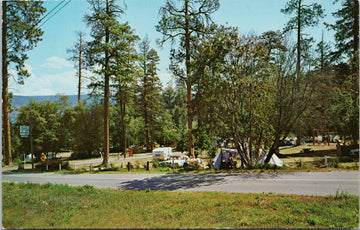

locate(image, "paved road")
[[2, 171, 358, 196]]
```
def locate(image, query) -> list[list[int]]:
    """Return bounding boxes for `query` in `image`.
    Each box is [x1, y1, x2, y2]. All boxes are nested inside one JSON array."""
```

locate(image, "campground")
[[4, 142, 358, 173], [3, 143, 359, 229]]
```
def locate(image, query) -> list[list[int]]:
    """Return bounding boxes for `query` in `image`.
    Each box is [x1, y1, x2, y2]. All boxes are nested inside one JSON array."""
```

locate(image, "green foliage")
[[327, 0, 359, 63], [295, 159, 304, 168], [207, 145, 218, 159], [4, 1, 46, 82], [194, 129, 213, 157], [66, 101, 104, 154], [15, 97, 70, 158], [135, 37, 163, 149]]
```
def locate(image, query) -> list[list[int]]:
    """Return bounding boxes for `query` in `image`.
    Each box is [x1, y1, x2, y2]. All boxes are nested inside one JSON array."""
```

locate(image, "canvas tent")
[[213, 148, 287, 168], [24, 154, 36, 163], [256, 149, 287, 167], [213, 149, 242, 169]]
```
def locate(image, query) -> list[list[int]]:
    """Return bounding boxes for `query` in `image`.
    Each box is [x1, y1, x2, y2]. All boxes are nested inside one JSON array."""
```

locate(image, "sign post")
[[20, 124, 33, 169], [20, 126, 29, 138]]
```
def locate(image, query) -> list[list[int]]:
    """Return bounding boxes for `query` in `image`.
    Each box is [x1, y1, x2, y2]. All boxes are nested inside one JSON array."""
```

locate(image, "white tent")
[[213, 149, 241, 169], [257, 152, 286, 167], [213, 148, 287, 168], [24, 154, 36, 163]]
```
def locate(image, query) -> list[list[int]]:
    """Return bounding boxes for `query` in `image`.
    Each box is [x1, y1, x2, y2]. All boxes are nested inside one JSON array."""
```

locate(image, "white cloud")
[[9, 65, 82, 96], [40, 56, 72, 69]]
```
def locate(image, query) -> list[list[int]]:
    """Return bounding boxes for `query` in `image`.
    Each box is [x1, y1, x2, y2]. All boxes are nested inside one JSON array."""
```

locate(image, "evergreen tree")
[[327, 0, 359, 143], [281, 0, 325, 78], [67, 32, 89, 104], [137, 37, 162, 149], [156, 0, 219, 157], [85, 0, 128, 164], [2, 1, 46, 165]]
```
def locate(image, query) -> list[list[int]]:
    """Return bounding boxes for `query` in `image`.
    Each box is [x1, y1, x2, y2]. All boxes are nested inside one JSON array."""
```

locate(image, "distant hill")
[[10, 94, 91, 122]]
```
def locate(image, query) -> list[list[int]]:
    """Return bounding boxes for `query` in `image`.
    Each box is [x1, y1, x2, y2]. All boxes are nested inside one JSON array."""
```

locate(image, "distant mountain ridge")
[[10, 94, 91, 122], [12, 94, 91, 107]]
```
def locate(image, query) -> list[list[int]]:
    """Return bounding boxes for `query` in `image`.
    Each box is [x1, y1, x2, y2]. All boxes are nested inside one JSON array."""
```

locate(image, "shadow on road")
[[117, 172, 283, 191]]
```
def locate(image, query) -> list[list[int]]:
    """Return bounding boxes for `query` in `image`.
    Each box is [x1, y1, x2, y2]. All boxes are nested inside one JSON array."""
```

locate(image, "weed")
[[151, 160, 159, 168], [295, 159, 304, 168], [134, 160, 141, 169], [306, 215, 319, 226], [329, 157, 339, 168], [335, 189, 351, 199]]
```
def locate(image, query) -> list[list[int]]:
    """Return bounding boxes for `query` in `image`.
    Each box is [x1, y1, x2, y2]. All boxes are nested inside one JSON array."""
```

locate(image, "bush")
[[35, 160, 70, 171], [151, 160, 159, 168], [295, 159, 305, 168], [207, 145, 218, 159], [329, 157, 339, 168], [69, 152, 100, 160]]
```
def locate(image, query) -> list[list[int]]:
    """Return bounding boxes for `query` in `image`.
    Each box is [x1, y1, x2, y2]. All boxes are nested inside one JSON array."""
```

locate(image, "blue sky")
[[10, 0, 340, 96]]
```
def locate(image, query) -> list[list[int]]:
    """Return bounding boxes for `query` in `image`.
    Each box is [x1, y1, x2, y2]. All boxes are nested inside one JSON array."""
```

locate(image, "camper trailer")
[[152, 147, 172, 160]]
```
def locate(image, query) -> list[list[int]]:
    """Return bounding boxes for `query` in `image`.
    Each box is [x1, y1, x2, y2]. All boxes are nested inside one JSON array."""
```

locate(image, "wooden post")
[[327, 130, 330, 146], [146, 161, 150, 171], [127, 162, 131, 171], [312, 129, 315, 146], [324, 155, 327, 167]]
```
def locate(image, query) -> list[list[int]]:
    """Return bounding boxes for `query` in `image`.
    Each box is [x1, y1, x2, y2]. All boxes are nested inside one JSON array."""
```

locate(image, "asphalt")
[[2, 171, 359, 196]]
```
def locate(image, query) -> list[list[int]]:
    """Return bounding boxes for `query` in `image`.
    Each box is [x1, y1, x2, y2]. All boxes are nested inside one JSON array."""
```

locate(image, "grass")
[[3, 182, 359, 229]]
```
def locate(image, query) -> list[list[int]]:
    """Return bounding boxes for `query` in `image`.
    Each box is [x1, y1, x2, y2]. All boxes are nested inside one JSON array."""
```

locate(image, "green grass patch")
[[3, 182, 359, 229]]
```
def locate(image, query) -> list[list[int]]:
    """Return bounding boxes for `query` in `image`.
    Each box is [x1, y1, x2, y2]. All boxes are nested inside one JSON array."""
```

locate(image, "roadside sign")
[[20, 125, 29, 137]]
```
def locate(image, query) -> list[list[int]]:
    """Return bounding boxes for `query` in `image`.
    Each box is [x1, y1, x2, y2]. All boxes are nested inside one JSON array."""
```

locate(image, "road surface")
[[2, 171, 358, 196]]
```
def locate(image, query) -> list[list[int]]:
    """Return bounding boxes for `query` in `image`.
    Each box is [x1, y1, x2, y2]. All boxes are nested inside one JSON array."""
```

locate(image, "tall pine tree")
[[137, 37, 162, 150], [156, 0, 219, 157], [2, 1, 46, 165]]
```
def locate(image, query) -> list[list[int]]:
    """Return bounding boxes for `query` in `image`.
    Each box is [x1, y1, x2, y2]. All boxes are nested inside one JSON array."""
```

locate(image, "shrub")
[[35, 160, 70, 171], [329, 157, 339, 168], [151, 160, 159, 168], [69, 152, 100, 160], [207, 145, 218, 159], [295, 159, 304, 168]]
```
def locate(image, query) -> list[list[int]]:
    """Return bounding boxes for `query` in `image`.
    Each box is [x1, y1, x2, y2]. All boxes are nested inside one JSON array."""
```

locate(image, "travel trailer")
[[152, 147, 172, 160]]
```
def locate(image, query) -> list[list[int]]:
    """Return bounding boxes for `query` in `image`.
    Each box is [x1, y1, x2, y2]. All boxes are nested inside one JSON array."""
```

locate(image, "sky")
[[9, 0, 340, 96]]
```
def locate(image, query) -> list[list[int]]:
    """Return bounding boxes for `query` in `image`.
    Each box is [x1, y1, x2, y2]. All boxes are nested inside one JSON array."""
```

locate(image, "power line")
[[7, 0, 72, 50], [38, 0, 72, 28], [38, 0, 67, 25]]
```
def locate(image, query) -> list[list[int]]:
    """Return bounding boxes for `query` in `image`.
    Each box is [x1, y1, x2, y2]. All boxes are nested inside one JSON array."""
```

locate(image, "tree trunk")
[[103, 0, 110, 165], [122, 101, 126, 156], [353, 0, 359, 76], [2, 1, 12, 165], [296, 0, 301, 79], [185, 0, 194, 158], [77, 33, 82, 104], [264, 134, 280, 164]]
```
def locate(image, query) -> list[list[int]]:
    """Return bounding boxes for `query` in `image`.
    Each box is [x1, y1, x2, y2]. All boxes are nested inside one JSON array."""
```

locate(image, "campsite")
[[2, 0, 359, 229], [9, 138, 358, 173]]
